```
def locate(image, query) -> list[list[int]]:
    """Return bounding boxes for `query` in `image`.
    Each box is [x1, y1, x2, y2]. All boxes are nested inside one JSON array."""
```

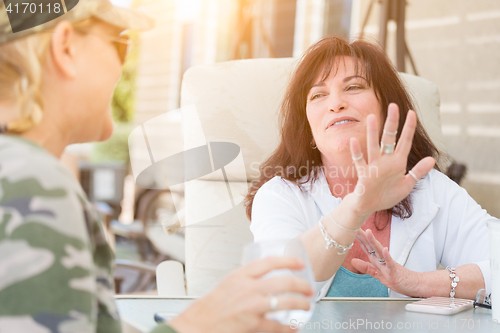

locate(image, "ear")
[[49, 21, 79, 79]]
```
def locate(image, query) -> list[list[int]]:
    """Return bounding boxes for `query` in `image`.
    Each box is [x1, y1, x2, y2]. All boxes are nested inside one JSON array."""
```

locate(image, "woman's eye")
[[309, 93, 323, 101], [346, 85, 362, 91]]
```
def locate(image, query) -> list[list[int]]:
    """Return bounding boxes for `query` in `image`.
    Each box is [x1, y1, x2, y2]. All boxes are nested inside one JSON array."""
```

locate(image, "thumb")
[[351, 258, 370, 274], [351, 258, 380, 279]]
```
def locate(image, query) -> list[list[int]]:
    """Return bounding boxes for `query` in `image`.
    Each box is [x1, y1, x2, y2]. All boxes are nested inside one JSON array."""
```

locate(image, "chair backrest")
[[180, 58, 444, 296]]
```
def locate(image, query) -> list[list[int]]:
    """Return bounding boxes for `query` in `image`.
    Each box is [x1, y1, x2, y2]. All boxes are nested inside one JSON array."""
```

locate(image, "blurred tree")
[[91, 123, 133, 163], [92, 0, 142, 162], [232, 0, 275, 59], [111, 30, 139, 123]]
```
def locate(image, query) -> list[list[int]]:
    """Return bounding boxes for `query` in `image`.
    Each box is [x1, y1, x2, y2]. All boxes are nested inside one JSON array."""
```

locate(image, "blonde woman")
[[0, 1, 312, 332]]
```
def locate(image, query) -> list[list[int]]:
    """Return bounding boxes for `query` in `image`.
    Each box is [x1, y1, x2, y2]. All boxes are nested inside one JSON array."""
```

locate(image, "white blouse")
[[251, 169, 492, 299]]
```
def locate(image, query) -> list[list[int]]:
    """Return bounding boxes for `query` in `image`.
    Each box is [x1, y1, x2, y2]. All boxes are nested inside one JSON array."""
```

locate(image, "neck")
[[321, 152, 358, 199], [19, 115, 71, 159], [1, 91, 82, 158], [0, 103, 67, 158]]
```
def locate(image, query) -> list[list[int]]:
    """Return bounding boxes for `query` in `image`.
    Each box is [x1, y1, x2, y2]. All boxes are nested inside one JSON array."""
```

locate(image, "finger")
[[356, 234, 374, 256], [382, 247, 396, 271], [242, 256, 305, 278], [403, 156, 436, 191], [351, 258, 369, 274], [257, 319, 300, 332], [365, 229, 385, 259], [258, 276, 313, 297], [380, 103, 400, 148], [395, 110, 417, 156], [356, 229, 369, 247], [366, 114, 380, 164], [356, 237, 371, 256], [253, 295, 311, 315], [350, 137, 367, 168], [351, 258, 379, 278], [357, 229, 374, 252]]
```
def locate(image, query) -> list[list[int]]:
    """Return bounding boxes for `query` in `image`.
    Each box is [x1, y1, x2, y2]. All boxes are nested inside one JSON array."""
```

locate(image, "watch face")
[[4, 0, 79, 33]]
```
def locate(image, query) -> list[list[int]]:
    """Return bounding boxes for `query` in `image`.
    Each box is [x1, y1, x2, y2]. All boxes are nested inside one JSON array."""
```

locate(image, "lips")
[[326, 117, 359, 130]]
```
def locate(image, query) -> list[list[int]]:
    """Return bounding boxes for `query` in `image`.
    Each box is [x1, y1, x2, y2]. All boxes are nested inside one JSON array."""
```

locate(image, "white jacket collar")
[[390, 177, 441, 266]]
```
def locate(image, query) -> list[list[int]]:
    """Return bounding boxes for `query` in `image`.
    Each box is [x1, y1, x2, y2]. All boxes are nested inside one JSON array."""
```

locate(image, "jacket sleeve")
[[150, 324, 179, 333], [250, 177, 334, 300], [434, 171, 492, 295]]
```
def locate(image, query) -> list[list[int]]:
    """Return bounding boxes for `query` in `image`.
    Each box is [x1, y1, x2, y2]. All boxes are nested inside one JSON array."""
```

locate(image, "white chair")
[[179, 58, 445, 296]]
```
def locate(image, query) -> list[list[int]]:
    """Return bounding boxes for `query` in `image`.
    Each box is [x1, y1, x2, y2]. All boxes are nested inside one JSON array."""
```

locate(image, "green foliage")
[[95, 0, 143, 162], [111, 29, 140, 123], [91, 123, 132, 163]]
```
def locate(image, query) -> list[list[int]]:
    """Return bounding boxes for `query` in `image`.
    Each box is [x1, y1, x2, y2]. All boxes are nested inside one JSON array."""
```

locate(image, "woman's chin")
[[330, 137, 352, 153]]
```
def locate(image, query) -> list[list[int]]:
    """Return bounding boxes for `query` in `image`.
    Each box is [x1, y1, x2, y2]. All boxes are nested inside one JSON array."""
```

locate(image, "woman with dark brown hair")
[[246, 36, 491, 300]]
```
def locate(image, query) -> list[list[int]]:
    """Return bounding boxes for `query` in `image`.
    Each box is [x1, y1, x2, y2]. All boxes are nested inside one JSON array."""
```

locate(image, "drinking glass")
[[242, 238, 316, 326]]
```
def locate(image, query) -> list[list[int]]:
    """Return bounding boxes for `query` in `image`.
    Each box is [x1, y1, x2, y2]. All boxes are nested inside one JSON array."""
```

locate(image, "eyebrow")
[[310, 75, 368, 89]]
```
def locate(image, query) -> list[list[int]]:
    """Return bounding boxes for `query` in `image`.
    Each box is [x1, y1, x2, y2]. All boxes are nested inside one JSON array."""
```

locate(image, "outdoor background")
[[129, 0, 500, 217], [67, 0, 500, 293]]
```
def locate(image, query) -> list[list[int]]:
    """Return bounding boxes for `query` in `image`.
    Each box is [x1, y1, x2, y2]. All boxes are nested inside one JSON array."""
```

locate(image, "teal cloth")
[[326, 266, 389, 297]]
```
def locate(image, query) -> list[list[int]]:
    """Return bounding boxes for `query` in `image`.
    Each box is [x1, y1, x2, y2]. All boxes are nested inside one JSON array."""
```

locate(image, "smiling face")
[[306, 56, 382, 164]]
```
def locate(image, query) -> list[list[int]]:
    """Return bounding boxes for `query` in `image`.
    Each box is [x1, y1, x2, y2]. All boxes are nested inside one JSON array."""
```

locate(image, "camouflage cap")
[[0, 0, 155, 44]]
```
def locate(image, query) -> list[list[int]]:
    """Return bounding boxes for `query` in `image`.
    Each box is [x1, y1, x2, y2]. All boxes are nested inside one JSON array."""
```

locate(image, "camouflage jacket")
[[0, 135, 175, 333]]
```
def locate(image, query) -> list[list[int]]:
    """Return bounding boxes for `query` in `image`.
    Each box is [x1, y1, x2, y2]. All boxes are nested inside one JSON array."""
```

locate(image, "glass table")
[[116, 296, 497, 332]]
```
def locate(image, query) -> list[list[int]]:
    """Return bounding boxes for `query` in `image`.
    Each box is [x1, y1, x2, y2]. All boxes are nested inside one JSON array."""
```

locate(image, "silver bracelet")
[[446, 266, 459, 298], [328, 212, 360, 233], [318, 218, 353, 255]]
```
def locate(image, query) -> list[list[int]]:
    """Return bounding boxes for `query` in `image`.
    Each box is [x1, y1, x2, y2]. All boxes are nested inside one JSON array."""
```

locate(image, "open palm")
[[348, 103, 435, 216]]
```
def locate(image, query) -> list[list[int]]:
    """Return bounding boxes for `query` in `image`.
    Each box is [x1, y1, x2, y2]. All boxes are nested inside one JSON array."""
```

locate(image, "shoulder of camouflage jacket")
[[0, 135, 118, 333]]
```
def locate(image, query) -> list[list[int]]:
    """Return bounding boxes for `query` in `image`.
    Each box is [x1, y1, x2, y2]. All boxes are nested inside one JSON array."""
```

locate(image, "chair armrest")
[[115, 259, 157, 274], [156, 260, 186, 296]]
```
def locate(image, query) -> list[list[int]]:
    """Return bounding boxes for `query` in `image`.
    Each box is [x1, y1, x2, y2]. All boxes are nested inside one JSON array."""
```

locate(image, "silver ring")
[[383, 129, 398, 136], [368, 250, 376, 256], [408, 170, 419, 182], [380, 142, 395, 154], [269, 295, 278, 312], [352, 154, 364, 161], [378, 258, 386, 264]]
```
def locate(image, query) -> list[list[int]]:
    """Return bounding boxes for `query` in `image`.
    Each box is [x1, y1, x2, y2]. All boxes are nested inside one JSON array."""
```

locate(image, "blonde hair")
[[0, 18, 96, 133]]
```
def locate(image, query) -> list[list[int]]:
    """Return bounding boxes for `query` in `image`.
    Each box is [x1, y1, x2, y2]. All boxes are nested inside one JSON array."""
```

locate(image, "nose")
[[328, 93, 347, 112]]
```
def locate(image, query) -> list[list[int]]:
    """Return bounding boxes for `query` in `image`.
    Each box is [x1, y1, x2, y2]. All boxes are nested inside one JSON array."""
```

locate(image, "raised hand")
[[348, 103, 435, 217]]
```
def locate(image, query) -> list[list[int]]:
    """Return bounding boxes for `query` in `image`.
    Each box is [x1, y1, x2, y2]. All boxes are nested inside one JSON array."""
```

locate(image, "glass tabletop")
[[116, 296, 497, 333]]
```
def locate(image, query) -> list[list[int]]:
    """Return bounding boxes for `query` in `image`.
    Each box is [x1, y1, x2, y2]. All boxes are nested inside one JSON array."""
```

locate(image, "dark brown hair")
[[245, 36, 442, 225]]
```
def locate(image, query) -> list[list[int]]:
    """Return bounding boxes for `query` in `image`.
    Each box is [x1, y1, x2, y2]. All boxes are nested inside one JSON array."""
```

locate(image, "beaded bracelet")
[[318, 218, 353, 255], [446, 266, 459, 298]]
